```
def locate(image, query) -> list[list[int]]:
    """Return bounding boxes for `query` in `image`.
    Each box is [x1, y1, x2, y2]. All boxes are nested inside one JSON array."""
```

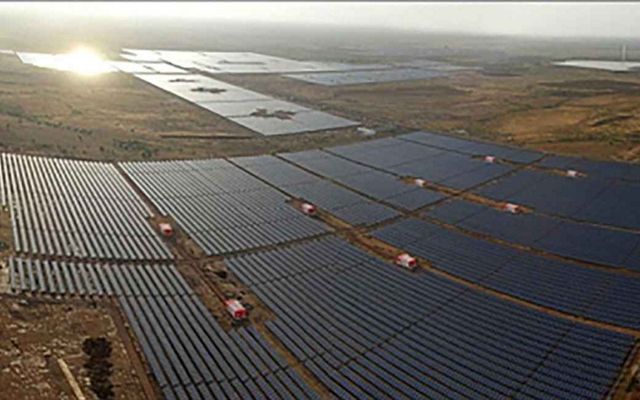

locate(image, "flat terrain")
[[221, 64, 640, 163], [0, 55, 366, 161], [2, 51, 640, 162], [1, 24, 640, 398]]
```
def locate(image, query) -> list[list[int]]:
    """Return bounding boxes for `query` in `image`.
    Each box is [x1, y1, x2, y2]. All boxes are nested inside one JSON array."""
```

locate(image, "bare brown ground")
[[611, 342, 640, 400], [0, 296, 147, 400], [4, 52, 640, 163], [0, 209, 14, 293], [221, 66, 640, 163], [0, 55, 374, 162]]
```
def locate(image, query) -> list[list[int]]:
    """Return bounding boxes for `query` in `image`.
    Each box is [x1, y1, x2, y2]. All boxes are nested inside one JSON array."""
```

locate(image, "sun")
[[57, 47, 113, 76]]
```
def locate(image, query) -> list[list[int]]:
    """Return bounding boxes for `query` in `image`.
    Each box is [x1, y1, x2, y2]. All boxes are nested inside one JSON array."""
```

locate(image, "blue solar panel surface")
[[232, 155, 399, 226], [477, 168, 640, 230], [280, 150, 444, 210], [326, 137, 516, 190], [425, 199, 640, 270], [373, 218, 640, 329], [120, 159, 329, 255], [228, 237, 634, 399], [3, 128, 640, 400]]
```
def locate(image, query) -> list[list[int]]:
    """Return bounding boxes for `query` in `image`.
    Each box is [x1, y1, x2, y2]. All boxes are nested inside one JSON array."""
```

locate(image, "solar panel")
[[134, 73, 358, 135], [4, 153, 171, 261], [121, 158, 329, 255], [232, 155, 399, 226], [373, 217, 640, 328], [282, 150, 443, 210], [227, 236, 634, 398], [285, 68, 448, 86]]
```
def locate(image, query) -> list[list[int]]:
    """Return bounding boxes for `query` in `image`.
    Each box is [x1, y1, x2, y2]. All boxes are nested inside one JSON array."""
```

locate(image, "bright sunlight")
[[55, 46, 113, 75]]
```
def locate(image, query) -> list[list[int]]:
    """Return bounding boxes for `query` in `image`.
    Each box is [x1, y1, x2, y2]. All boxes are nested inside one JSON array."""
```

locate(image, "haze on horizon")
[[1, 1, 640, 39]]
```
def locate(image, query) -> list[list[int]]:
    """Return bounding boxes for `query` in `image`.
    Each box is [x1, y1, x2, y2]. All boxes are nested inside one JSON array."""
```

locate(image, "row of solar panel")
[[3, 154, 172, 260], [280, 150, 445, 210], [285, 68, 448, 86], [8, 255, 320, 399], [231, 155, 400, 226], [8, 258, 191, 297], [226, 236, 633, 400], [537, 154, 640, 182], [373, 217, 640, 329], [120, 294, 319, 400], [124, 50, 369, 74], [120, 158, 329, 255], [325, 135, 521, 190], [425, 199, 640, 270], [332, 130, 640, 231], [398, 131, 544, 164], [476, 167, 640, 230]]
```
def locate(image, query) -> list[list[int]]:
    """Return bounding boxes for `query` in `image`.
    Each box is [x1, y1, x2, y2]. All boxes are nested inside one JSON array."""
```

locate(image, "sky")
[[2, 2, 640, 39]]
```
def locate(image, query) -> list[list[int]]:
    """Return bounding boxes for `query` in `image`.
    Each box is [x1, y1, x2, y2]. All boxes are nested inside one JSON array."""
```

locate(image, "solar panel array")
[[122, 49, 387, 74], [8, 257, 318, 400], [2, 154, 171, 260], [120, 294, 319, 400], [120, 159, 329, 255], [477, 168, 640, 230], [325, 136, 518, 190], [8, 258, 188, 297], [16, 52, 118, 74], [281, 149, 445, 210], [398, 131, 543, 164], [538, 154, 640, 182], [110, 61, 188, 74], [134, 73, 358, 136], [285, 68, 448, 86], [231, 155, 400, 226], [373, 218, 640, 329], [2, 127, 639, 399], [425, 199, 640, 270], [226, 236, 634, 400]]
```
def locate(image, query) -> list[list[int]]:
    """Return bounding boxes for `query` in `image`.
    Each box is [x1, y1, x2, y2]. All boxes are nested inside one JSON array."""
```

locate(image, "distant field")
[[222, 62, 640, 163], [1, 30, 640, 162], [0, 55, 369, 161]]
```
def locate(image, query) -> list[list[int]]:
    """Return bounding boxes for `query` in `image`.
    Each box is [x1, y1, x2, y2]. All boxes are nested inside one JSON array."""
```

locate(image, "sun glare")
[[56, 47, 113, 75]]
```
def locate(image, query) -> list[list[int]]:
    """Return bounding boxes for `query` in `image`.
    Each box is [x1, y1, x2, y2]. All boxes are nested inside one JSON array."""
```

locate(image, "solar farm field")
[[1, 129, 639, 400]]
